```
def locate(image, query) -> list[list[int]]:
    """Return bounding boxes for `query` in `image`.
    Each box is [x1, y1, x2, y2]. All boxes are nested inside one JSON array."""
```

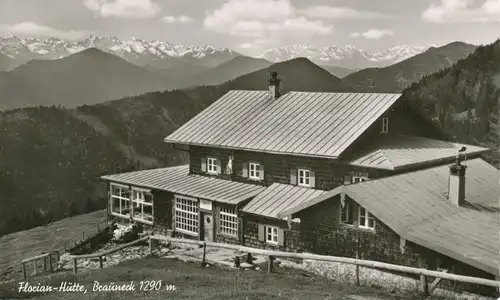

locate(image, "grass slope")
[[0, 209, 106, 281], [0, 257, 424, 300]]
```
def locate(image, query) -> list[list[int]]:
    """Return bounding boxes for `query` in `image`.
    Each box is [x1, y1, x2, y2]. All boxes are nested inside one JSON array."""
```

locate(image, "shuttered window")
[[207, 157, 218, 174]]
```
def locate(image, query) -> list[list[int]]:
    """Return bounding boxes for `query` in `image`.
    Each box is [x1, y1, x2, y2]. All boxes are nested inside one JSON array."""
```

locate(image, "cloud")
[[161, 15, 194, 24], [301, 6, 389, 19], [0, 22, 88, 39], [422, 0, 500, 23], [350, 29, 394, 40], [83, 0, 161, 19], [203, 0, 333, 43]]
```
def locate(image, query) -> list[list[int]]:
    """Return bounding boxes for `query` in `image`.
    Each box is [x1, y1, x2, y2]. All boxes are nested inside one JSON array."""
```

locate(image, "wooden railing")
[[66, 236, 149, 274], [57, 219, 109, 255], [20, 250, 60, 279], [66, 234, 500, 297]]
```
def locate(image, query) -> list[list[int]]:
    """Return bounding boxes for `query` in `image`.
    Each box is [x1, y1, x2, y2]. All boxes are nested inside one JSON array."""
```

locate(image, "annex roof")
[[100, 165, 265, 205], [164, 90, 402, 159], [242, 183, 326, 219], [348, 134, 490, 170], [279, 158, 500, 276]]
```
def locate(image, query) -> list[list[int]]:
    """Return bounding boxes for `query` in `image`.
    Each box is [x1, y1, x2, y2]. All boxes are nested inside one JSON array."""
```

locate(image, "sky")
[[1, 0, 500, 56]]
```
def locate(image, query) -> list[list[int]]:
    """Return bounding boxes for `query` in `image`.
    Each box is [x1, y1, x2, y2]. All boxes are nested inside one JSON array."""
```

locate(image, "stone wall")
[[243, 214, 302, 253], [296, 197, 497, 297]]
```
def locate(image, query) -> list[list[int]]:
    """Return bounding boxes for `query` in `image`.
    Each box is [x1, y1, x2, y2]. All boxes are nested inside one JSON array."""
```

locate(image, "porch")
[[100, 165, 266, 243]]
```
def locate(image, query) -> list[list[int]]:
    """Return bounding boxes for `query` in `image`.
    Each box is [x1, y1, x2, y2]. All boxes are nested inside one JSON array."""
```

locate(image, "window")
[[340, 200, 354, 225], [110, 184, 131, 217], [219, 206, 238, 236], [381, 117, 389, 133], [358, 206, 375, 229], [266, 226, 279, 245], [298, 169, 311, 187], [131, 188, 153, 224], [249, 163, 260, 180], [207, 157, 218, 174], [175, 195, 199, 236], [352, 176, 368, 183]]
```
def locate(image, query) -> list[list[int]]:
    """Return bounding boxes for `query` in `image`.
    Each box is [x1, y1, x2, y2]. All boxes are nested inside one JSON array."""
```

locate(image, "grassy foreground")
[[0, 257, 429, 300]]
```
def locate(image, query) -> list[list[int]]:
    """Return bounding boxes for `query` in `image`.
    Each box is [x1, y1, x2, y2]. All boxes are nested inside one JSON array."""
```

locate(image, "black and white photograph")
[[0, 0, 500, 299]]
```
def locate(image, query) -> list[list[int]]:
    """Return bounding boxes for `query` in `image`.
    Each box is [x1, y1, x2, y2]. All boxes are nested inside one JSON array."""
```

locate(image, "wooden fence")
[[18, 218, 109, 280], [66, 234, 500, 297], [20, 250, 60, 279]]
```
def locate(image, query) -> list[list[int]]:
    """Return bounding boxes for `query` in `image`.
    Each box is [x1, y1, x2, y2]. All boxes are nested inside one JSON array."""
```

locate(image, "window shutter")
[[343, 175, 351, 185], [290, 169, 297, 185], [258, 224, 265, 242], [277, 228, 285, 246], [259, 163, 265, 181], [241, 163, 249, 178], [309, 170, 316, 188], [216, 159, 222, 174], [201, 157, 207, 172]]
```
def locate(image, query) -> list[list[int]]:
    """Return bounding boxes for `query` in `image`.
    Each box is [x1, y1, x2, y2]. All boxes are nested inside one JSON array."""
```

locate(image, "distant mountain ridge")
[[1, 35, 437, 71], [0, 48, 177, 110], [342, 42, 477, 92], [258, 44, 432, 69]]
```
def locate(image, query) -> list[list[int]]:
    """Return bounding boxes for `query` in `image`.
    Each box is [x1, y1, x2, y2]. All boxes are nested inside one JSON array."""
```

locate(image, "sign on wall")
[[200, 199, 212, 211]]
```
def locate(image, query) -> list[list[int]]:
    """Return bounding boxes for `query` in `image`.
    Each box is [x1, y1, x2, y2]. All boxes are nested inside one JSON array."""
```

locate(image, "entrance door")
[[203, 212, 214, 242]]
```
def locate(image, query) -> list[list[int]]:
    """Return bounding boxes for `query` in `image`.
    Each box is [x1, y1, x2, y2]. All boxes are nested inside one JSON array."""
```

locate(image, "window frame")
[[352, 176, 368, 183], [340, 200, 354, 226], [110, 183, 131, 218], [297, 169, 311, 187], [358, 206, 375, 230], [174, 195, 199, 236], [248, 162, 261, 180], [131, 188, 153, 225], [219, 206, 238, 237], [266, 226, 279, 245], [381, 117, 389, 133], [207, 157, 218, 175]]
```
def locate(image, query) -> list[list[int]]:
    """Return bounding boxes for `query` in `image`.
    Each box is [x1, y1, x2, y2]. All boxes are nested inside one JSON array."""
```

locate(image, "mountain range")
[[0, 48, 179, 110], [343, 42, 478, 92], [1, 37, 499, 238], [0, 35, 433, 72], [0, 57, 352, 237]]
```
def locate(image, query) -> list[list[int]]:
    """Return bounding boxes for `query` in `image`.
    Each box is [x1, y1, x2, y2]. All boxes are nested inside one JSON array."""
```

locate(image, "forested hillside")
[[403, 40, 500, 166], [0, 57, 351, 237]]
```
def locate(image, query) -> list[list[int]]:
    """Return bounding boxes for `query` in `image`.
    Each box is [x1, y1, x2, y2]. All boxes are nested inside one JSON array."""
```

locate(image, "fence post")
[[64, 242, 67, 254], [267, 256, 273, 274], [201, 242, 207, 268], [43, 256, 47, 272], [420, 274, 429, 296], [48, 253, 53, 273], [82, 231, 85, 241], [33, 260, 37, 275], [149, 237, 154, 256], [55, 250, 60, 263], [73, 258, 78, 274], [99, 256, 103, 269], [355, 237, 360, 286], [22, 262, 26, 279]]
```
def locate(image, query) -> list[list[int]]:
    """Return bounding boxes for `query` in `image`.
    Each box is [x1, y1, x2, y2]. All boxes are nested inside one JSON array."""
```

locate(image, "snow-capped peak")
[[259, 44, 432, 69], [0, 35, 237, 62]]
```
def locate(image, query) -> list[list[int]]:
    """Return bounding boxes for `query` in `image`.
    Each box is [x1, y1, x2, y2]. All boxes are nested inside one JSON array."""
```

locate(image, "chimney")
[[448, 149, 467, 206], [268, 71, 281, 100]]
